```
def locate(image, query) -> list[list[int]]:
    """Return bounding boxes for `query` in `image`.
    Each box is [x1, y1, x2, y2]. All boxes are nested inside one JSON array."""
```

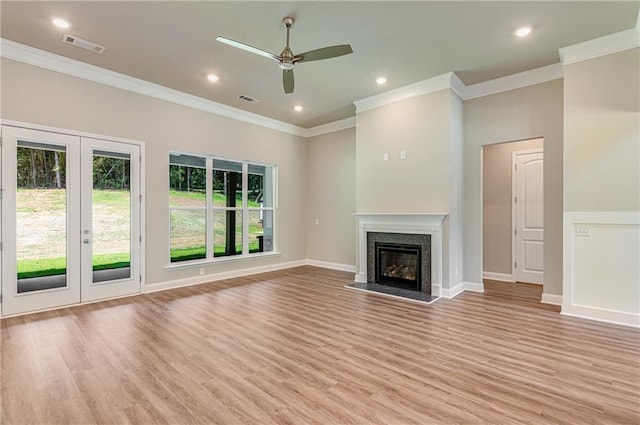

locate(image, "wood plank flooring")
[[1, 266, 638, 424]]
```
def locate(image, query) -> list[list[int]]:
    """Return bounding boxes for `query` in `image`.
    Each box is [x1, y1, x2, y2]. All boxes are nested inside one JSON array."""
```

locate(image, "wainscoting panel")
[[563, 212, 640, 327]]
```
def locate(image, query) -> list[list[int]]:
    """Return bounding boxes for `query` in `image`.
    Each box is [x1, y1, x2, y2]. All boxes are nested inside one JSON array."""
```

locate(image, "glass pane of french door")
[[16, 141, 69, 292], [1, 126, 81, 316], [91, 150, 132, 283], [80, 138, 140, 302]]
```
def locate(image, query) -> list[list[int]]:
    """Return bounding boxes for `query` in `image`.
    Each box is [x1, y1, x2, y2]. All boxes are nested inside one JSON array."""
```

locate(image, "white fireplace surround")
[[354, 213, 447, 296]]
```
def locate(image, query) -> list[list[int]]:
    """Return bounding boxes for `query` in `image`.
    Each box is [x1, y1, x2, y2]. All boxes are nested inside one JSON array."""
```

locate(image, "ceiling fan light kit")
[[216, 16, 353, 94]]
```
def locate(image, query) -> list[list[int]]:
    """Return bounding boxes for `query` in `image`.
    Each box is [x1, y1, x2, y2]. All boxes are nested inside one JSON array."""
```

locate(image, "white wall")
[[448, 93, 464, 287], [563, 48, 640, 326], [306, 128, 356, 269], [1, 58, 309, 288], [355, 89, 452, 213], [564, 48, 639, 212], [464, 80, 564, 296]]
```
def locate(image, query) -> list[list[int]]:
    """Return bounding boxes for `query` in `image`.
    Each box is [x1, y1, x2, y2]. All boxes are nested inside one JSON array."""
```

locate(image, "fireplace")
[[366, 231, 431, 294], [376, 243, 422, 291], [355, 213, 446, 296]]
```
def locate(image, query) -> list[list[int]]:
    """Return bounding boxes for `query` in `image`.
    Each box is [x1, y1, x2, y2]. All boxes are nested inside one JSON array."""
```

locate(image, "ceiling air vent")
[[237, 95, 259, 104], [62, 34, 105, 54]]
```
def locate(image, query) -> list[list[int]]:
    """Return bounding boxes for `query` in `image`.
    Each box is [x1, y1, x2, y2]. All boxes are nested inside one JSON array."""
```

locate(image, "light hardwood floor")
[[1, 266, 638, 424]]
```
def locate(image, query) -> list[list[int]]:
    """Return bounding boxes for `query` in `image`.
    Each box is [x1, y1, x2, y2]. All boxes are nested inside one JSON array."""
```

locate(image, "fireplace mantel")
[[353, 213, 447, 296]]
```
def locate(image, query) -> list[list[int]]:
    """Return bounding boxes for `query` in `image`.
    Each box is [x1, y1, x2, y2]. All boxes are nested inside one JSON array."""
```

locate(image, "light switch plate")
[[576, 225, 590, 237]]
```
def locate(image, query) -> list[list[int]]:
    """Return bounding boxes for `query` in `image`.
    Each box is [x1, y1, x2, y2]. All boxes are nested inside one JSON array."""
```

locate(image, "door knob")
[[83, 239, 90, 244]]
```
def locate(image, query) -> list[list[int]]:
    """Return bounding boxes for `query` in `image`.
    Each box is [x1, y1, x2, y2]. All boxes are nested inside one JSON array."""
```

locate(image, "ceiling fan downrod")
[[279, 17, 295, 70]]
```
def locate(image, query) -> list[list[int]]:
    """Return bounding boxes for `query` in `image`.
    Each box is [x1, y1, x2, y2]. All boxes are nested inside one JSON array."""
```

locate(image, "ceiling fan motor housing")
[[279, 46, 295, 70]]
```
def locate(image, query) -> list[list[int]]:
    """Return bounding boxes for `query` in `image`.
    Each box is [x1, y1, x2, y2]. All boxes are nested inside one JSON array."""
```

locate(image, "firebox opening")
[[375, 242, 422, 291]]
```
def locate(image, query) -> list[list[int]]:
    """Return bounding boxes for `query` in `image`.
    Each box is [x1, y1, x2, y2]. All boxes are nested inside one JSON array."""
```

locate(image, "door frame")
[[0, 120, 146, 317], [511, 148, 544, 284]]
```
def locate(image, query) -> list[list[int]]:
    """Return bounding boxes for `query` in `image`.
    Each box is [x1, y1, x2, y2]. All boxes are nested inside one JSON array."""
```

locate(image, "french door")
[[1, 125, 142, 316]]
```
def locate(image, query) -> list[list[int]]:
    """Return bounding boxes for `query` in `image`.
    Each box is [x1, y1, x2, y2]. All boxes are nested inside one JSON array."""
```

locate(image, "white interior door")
[[1, 125, 142, 316], [1, 126, 81, 316], [80, 138, 141, 302], [513, 150, 544, 284]]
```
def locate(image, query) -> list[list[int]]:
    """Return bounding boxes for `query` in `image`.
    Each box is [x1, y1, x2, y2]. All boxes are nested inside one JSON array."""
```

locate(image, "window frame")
[[168, 151, 278, 267]]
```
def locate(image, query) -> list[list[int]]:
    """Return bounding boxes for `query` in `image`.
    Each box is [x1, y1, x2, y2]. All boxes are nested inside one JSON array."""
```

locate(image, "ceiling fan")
[[216, 17, 353, 94]]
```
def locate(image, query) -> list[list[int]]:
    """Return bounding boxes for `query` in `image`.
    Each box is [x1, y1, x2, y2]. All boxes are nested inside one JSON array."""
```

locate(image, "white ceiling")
[[1, 1, 638, 128]]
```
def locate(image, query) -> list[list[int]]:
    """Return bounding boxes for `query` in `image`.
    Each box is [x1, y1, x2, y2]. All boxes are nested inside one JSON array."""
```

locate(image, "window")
[[169, 152, 276, 263]]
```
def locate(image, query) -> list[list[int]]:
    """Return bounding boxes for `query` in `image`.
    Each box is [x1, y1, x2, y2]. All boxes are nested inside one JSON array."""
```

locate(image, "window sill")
[[164, 251, 281, 271]]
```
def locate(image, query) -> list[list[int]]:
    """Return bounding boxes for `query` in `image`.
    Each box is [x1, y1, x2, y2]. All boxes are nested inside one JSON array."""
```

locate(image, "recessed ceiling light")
[[376, 77, 387, 85], [515, 26, 533, 38], [207, 74, 220, 82], [52, 18, 70, 29], [294, 105, 303, 112]]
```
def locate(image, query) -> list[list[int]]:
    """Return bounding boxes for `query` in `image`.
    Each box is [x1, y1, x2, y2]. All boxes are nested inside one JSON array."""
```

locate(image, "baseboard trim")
[[144, 260, 307, 293], [146, 259, 357, 294], [482, 271, 514, 282], [561, 304, 640, 328], [441, 282, 464, 299], [305, 259, 356, 273], [426, 281, 484, 299], [541, 293, 563, 306], [463, 281, 485, 293]]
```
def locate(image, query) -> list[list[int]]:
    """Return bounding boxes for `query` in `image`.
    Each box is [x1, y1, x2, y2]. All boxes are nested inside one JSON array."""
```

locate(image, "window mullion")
[[242, 162, 249, 254], [206, 157, 213, 259]]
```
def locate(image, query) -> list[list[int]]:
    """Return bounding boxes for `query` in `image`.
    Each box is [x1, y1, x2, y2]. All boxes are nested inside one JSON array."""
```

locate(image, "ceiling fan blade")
[[295, 45, 353, 63], [216, 36, 280, 62], [283, 70, 294, 94]]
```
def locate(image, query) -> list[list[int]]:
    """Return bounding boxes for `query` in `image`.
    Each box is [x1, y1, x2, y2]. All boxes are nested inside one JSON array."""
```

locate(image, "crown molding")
[[449, 72, 467, 99], [352, 63, 564, 111], [463, 63, 564, 100], [305, 117, 356, 138], [559, 27, 640, 66], [0, 39, 308, 137], [353, 72, 457, 114]]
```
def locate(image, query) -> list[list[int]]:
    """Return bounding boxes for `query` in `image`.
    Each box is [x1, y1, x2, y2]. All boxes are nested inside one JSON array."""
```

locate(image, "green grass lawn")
[[18, 188, 268, 278], [169, 189, 267, 262], [169, 242, 260, 263], [17, 188, 135, 279], [18, 253, 131, 279]]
